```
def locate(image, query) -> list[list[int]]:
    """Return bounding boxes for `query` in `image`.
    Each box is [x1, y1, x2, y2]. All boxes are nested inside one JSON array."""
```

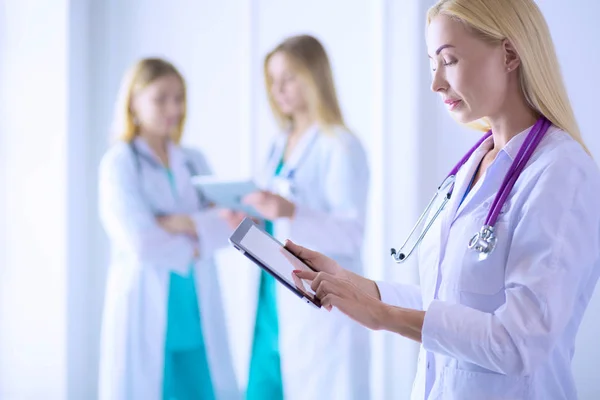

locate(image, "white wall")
[[0, 0, 7, 349], [0, 1, 95, 398], [0, 1, 69, 398], [1, 1, 599, 399]]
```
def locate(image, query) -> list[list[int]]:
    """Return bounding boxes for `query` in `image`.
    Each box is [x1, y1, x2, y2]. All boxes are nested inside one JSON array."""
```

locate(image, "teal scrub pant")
[[163, 269, 215, 400], [246, 221, 284, 400]]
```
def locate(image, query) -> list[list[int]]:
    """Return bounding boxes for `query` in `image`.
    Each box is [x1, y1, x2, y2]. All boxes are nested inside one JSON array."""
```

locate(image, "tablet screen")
[[239, 225, 317, 302]]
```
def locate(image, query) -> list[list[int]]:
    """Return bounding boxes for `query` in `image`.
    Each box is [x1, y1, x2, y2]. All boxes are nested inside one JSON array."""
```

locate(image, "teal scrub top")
[[162, 169, 215, 400], [245, 159, 285, 400]]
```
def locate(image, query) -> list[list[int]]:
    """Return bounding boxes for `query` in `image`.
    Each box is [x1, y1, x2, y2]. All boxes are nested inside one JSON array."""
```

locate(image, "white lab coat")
[[377, 126, 600, 400], [98, 137, 239, 400], [247, 125, 371, 400]]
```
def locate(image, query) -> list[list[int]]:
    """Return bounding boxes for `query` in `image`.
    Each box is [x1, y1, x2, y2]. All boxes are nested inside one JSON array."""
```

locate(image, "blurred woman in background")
[[224, 34, 371, 400], [98, 57, 238, 400]]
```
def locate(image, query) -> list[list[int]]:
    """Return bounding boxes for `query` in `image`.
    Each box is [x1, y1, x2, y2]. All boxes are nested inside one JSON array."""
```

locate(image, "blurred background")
[[1, 0, 599, 399]]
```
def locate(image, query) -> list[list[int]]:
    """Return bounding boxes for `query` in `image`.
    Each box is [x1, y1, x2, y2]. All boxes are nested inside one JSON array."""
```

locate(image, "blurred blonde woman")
[[224, 34, 371, 400], [288, 1, 600, 399], [98, 58, 238, 400]]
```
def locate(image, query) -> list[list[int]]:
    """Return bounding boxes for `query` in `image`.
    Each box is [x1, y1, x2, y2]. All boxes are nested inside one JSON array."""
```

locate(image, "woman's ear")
[[503, 39, 521, 73]]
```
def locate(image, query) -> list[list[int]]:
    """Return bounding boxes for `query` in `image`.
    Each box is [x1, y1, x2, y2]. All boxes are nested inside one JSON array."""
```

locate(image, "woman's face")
[[427, 15, 515, 123], [131, 73, 185, 139], [267, 51, 308, 116]]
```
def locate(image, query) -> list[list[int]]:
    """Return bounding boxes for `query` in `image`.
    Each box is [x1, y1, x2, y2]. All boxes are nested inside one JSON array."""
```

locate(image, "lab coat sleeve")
[[420, 159, 600, 375], [376, 281, 423, 310], [98, 147, 195, 274], [184, 147, 233, 260], [289, 137, 369, 257], [191, 209, 232, 260]]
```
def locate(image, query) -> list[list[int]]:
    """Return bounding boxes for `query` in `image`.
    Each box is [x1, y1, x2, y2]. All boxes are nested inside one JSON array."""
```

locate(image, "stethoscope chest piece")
[[468, 224, 497, 260]]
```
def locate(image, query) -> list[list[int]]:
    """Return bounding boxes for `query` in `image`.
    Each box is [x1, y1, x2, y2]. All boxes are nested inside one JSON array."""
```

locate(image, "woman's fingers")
[[284, 240, 309, 258], [309, 271, 332, 292], [217, 209, 247, 229], [320, 293, 339, 310], [293, 269, 318, 281], [285, 240, 323, 268], [156, 215, 175, 232], [315, 279, 342, 300], [282, 247, 312, 271], [293, 269, 331, 294], [295, 271, 345, 301], [218, 209, 234, 218], [242, 191, 267, 206]]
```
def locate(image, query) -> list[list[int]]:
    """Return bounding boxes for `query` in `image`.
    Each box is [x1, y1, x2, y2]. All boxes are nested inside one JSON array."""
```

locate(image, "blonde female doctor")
[[98, 58, 238, 400], [290, 1, 600, 399], [224, 35, 371, 400]]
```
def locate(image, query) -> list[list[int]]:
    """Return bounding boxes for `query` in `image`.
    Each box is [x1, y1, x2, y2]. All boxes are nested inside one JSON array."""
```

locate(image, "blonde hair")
[[264, 35, 347, 132], [112, 57, 187, 143], [427, 0, 590, 154]]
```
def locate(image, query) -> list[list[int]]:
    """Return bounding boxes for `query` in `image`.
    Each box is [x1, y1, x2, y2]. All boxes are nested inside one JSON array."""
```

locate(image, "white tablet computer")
[[191, 176, 260, 217], [229, 218, 321, 308]]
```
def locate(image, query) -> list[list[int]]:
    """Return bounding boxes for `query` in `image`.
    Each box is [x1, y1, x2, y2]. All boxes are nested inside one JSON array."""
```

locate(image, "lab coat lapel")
[[133, 136, 162, 167], [266, 135, 287, 176], [449, 148, 487, 224], [278, 125, 319, 178], [166, 142, 191, 202], [257, 135, 286, 191], [438, 147, 487, 255], [451, 127, 533, 223], [133, 137, 193, 211]]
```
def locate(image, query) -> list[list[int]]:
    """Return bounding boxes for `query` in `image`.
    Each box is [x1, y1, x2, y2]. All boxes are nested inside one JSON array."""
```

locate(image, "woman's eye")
[[443, 59, 457, 66]]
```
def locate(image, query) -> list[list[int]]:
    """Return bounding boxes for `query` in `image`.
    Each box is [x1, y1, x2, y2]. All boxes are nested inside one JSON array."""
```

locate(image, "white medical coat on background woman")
[[98, 137, 239, 400], [248, 125, 372, 400]]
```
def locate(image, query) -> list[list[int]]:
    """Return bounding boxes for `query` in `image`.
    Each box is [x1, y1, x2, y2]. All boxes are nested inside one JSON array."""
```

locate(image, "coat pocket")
[[457, 201, 511, 312], [441, 365, 528, 400]]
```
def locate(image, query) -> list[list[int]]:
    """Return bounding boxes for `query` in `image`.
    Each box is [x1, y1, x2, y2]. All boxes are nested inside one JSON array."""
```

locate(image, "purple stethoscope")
[[391, 116, 552, 263]]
